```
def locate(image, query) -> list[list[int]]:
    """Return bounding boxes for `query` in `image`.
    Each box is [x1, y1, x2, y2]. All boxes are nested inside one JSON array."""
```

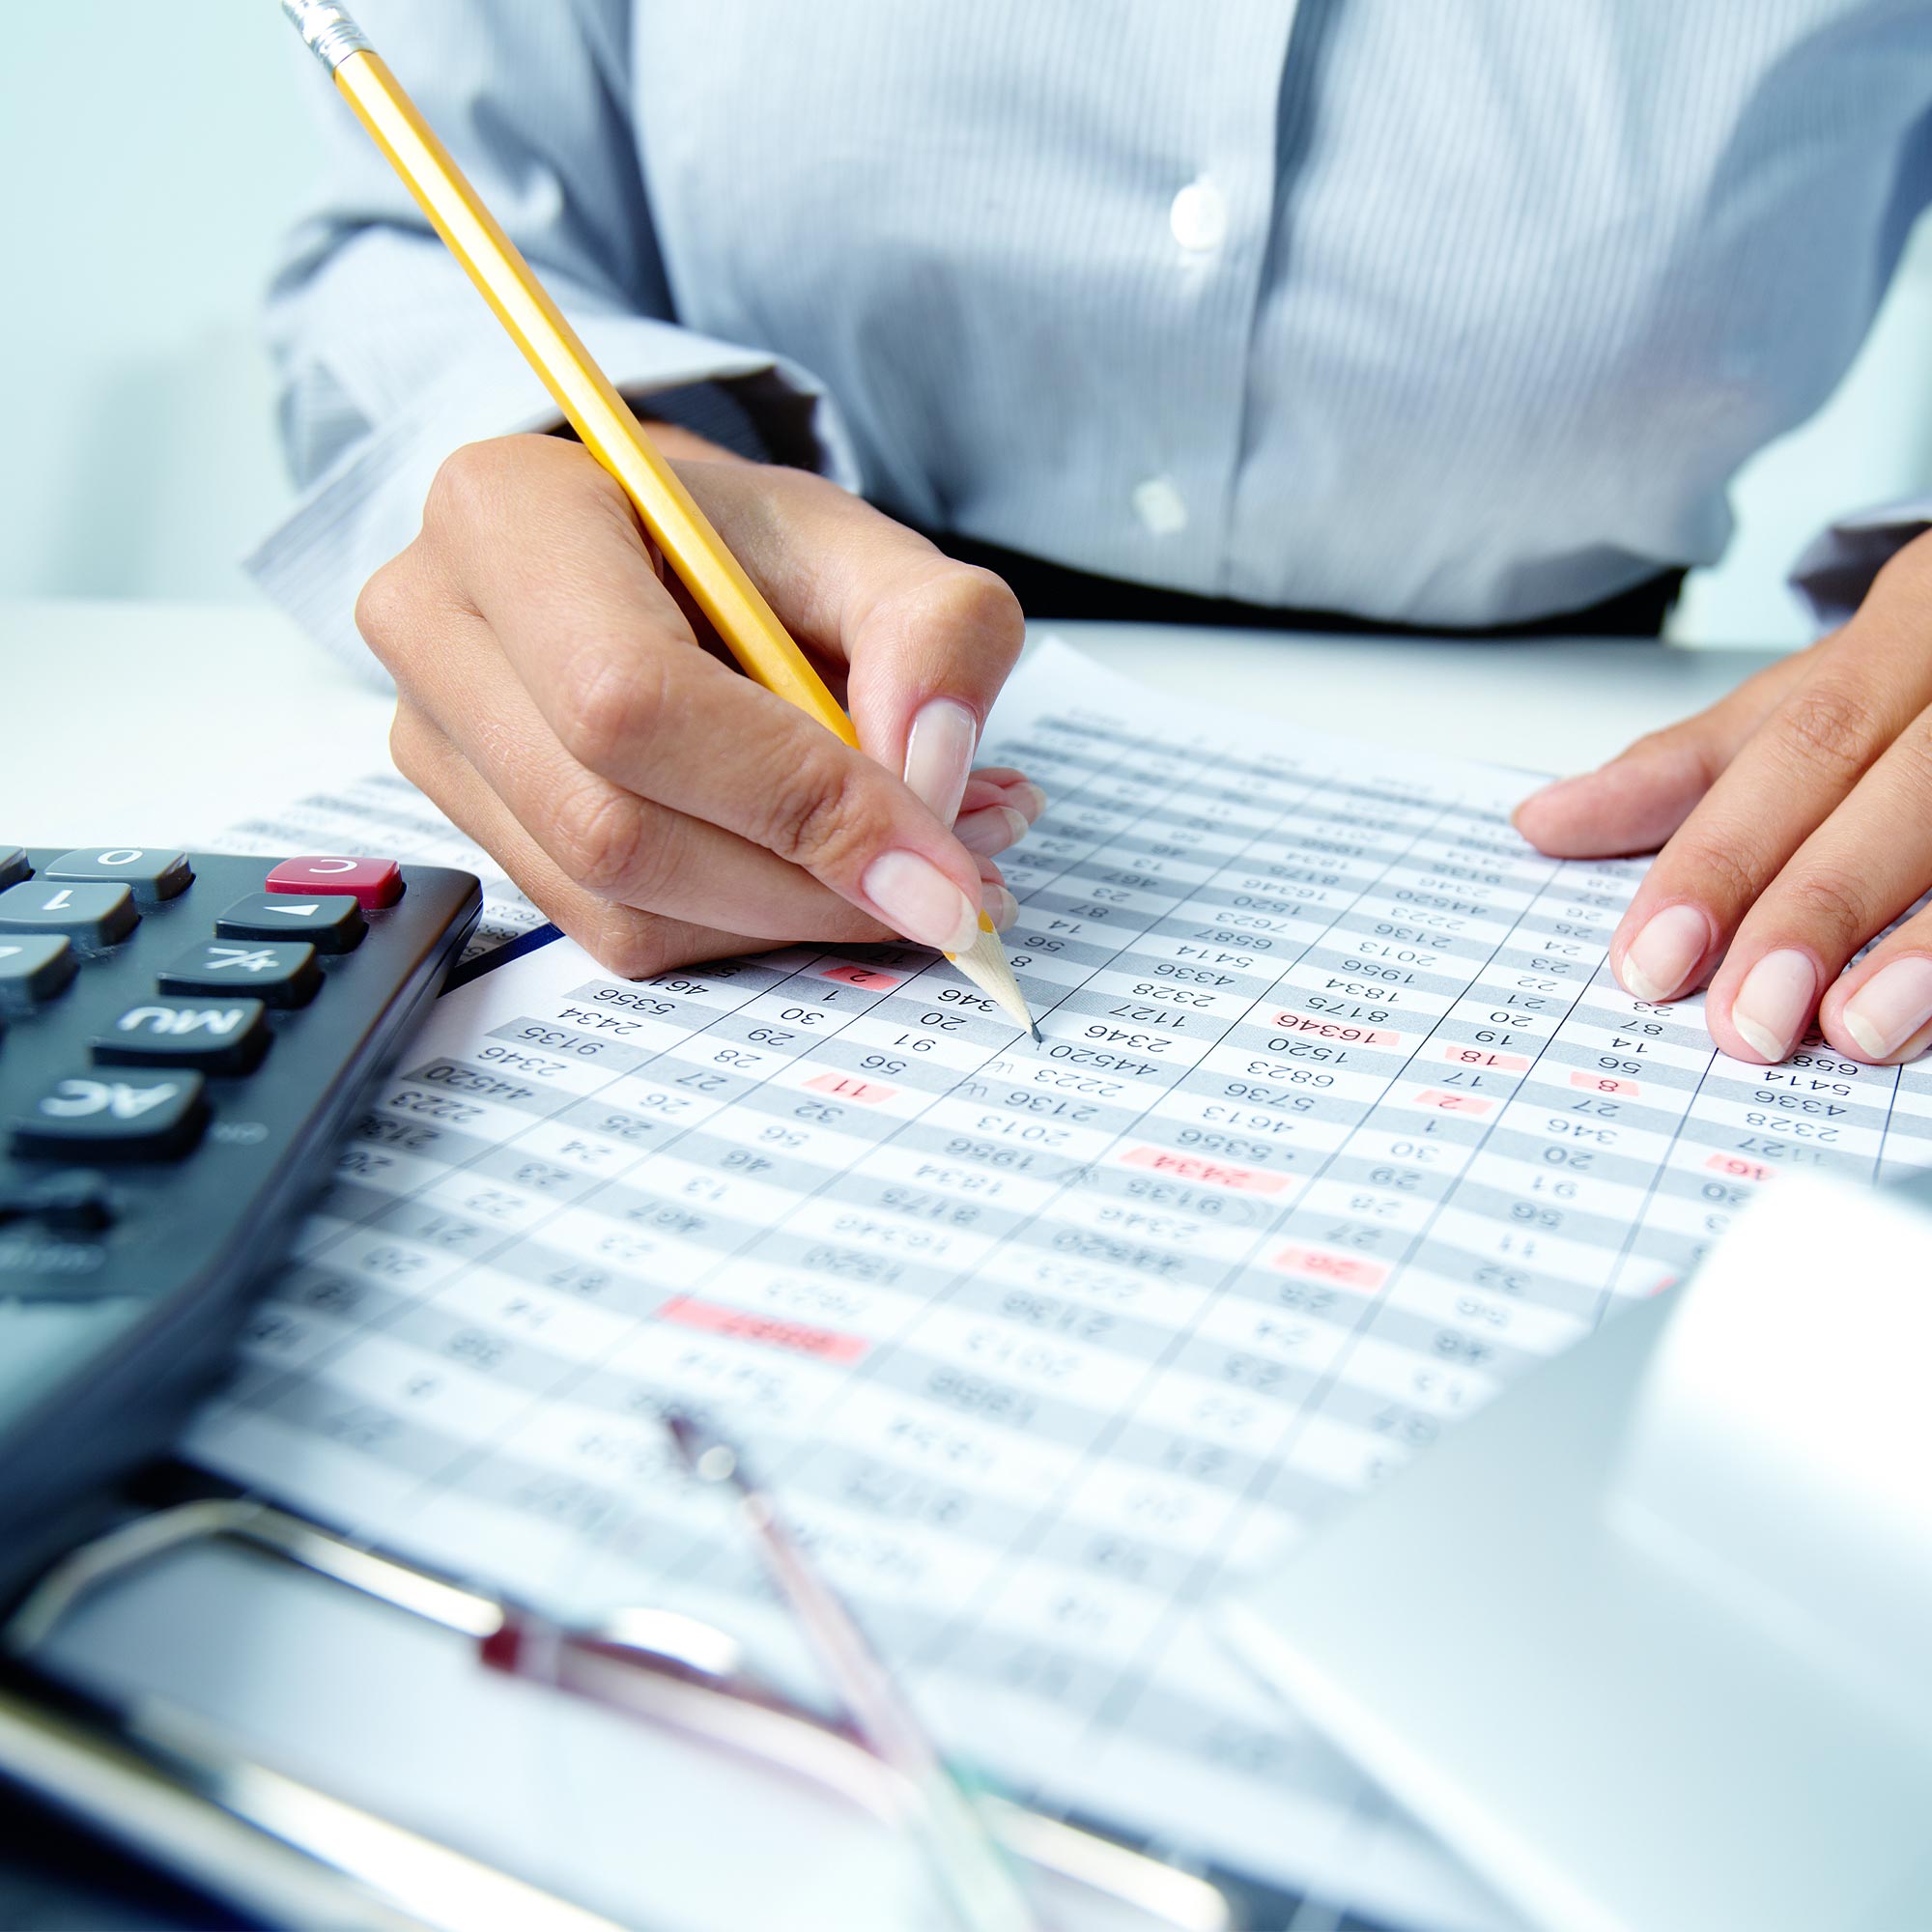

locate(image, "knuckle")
[[1621, 726, 1673, 761], [579, 906, 731, 981], [911, 564, 1026, 667], [424, 438, 515, 528], [386, 703, 426, 781], [1776, 684, 1880, 782], [1780, 867, 1872, 943], [1608, 724, 1721, 797], [1889, 717, 1932, 793], [766, 753, 882, 876], [554, 645, 665, 773], [580, 907, 671, 981], [1869, 536, 1932, 606], [1676, 835, 1761, 912], [355, 558, 413, 658], [549, 782, 656, 899]]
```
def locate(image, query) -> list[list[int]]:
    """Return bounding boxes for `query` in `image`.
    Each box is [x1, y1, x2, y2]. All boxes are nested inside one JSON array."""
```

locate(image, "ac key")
[[10, 1072, 207, 1161]]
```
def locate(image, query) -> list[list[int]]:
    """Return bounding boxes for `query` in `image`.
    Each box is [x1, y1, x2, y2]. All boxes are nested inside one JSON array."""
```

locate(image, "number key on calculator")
[[0, 846, 480, 1595]]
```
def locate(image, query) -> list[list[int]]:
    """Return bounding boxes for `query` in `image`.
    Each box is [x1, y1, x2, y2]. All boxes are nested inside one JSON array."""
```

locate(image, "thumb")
[[1511, 647, 1813, 858]]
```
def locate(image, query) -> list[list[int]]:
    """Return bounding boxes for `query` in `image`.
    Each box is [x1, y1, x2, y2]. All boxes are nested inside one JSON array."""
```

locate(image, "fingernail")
[[1841, 955, 1932, 1059], [982, 882, 1018, 931], [902, 698, 979, 824], [1009, 781, 1048, 825], [861, 849, 980, 954], [1621, 903, 1709, 1002], [955, 805, 1030, 857], [1729, 950, 1815, 1063]]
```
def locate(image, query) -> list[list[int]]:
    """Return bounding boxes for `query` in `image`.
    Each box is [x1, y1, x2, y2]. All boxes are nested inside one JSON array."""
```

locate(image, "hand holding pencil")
[[282, 1, 1042, 1032]]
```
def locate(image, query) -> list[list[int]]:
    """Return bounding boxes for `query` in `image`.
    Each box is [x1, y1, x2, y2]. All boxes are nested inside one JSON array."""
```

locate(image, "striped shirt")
[[253, 0, 1932, 668]]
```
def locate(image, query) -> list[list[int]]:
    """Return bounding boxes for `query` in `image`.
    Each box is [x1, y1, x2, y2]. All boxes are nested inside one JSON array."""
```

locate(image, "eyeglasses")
[[3, 1438, 1234, 1932]]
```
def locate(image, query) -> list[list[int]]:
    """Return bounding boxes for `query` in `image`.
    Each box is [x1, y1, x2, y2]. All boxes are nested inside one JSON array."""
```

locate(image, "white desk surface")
[[1, 595, 1784, 844]]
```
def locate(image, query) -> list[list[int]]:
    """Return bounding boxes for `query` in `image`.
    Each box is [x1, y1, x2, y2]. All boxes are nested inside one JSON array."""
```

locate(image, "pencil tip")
[[1029, 1023, 1042, 1044]]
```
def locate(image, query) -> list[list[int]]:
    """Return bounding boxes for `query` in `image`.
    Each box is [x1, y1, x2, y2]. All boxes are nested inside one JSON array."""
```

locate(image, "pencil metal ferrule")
[[280, 0, 372, 71]]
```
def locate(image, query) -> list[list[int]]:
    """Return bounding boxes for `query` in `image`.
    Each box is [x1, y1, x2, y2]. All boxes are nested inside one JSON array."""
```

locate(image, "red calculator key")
[[265, 856, 404, 910]]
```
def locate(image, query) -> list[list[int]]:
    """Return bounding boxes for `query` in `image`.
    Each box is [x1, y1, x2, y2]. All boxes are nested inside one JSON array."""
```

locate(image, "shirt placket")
[[1124, 3, 1301, 596]]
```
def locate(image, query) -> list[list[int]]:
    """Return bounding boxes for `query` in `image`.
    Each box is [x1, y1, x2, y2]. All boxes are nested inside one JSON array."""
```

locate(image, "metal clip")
[[280, 0, 373, 72]]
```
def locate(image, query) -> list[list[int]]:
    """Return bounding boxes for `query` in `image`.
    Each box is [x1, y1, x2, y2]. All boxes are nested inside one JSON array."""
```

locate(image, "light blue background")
[[1, 6, 318, 607]]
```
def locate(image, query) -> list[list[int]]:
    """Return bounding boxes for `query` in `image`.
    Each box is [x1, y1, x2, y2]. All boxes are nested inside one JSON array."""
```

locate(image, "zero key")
[[266, 856, 403, 910], [44, 847, 193, 903], [0, 880, 137, 947]]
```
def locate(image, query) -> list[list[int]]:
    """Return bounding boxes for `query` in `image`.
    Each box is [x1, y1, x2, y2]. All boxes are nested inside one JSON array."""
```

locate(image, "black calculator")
[[0, 846, 479, 1595]]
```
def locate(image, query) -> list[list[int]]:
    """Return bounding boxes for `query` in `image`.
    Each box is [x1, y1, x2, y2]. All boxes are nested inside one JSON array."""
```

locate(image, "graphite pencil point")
[[947, 920, 1038, 1037]]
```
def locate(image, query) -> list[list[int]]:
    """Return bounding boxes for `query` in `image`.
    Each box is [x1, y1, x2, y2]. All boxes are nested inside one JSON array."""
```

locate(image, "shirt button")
[[1132, 477, 1190, 536], [1169, 178, 1228, 253]]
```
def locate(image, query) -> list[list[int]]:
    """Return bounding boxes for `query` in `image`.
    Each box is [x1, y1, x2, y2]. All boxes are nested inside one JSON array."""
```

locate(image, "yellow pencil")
[[280, 0, 1037, 1037]]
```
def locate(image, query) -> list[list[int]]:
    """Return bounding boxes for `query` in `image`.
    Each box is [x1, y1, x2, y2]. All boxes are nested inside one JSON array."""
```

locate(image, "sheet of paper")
[[185, 639, 1932, 1931]]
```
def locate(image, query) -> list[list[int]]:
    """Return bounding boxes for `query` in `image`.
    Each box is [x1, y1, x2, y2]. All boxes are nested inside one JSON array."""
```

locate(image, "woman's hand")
[[356, 428, 1041, 978], [1514, 536, 1932, 1066]]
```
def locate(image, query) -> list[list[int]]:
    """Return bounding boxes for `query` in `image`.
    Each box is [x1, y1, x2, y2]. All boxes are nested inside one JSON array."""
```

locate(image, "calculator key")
[[0, 1171, 114, 1233], [0, 881, 137, 947], [93, 998, 269, 1075], [158, 940, 320, 1009], [0, 935, 76, 1011], [44, 848, 192, 903], [266, 856, 403, 910], [218, 891, 365, 953], [0, 850, 26, 890], [10, 1072, 207, 1162]]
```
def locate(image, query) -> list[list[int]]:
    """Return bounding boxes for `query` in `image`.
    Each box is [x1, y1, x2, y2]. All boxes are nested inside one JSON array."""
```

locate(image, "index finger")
[[440, 443, 992, 954], [1606, 640, 1927, 1004], [673, 460, 1027, 803]]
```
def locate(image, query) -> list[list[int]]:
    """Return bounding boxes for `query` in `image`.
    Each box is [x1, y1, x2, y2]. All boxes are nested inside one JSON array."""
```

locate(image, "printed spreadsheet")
[[187, 640, 1932, 1929]]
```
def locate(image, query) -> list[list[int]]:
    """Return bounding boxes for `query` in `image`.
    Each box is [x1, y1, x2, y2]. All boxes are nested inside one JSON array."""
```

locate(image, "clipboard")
[[0, 1462, 1322, 1932]]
